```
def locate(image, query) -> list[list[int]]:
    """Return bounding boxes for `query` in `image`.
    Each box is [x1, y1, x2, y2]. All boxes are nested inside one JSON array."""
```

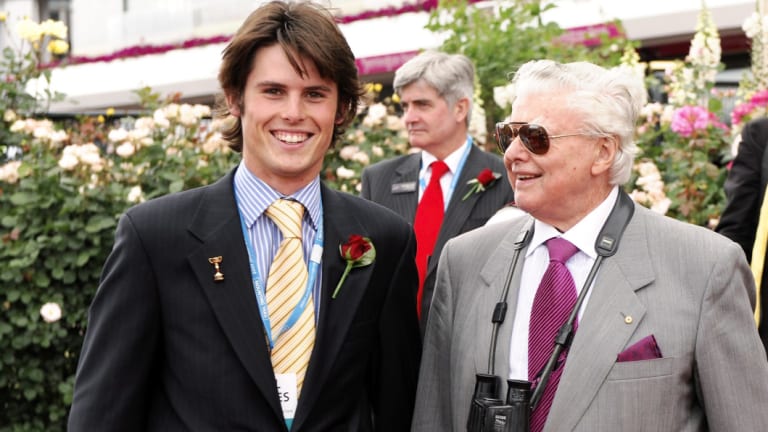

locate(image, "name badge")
[[276, 373, 298, 427], [391, 181, 417, 194]]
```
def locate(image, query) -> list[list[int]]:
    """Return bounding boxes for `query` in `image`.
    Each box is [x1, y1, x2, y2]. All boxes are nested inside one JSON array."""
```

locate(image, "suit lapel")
[[186, 171, 284, 421], [430, 146, 490, 277], [473, 218, 533, 381], [545, 211, 655, 431], [291, 185, 374, 430], [389, 154, 421, 221]]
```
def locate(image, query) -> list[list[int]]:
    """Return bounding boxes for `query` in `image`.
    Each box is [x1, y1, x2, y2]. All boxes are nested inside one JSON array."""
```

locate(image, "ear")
[[335, 103, 349, 125], [225, 92, 242, 117], [454, 97, 470, 123], [591, 135, 618, 176]]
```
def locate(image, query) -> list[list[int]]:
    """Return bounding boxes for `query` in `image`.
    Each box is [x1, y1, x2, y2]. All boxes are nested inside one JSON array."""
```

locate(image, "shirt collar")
[[234, 161, 322, 230], [420, 135, 472, 175], [527, 186, 619, 259]]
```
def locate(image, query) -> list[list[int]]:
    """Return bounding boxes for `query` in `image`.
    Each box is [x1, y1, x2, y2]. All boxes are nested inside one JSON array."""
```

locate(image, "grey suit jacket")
[[360, 145, 514, 332], [413, 203, 768, 431]]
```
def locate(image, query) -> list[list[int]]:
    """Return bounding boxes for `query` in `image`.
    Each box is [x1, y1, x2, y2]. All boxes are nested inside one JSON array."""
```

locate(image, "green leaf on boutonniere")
[[462, 168, 502, 201]]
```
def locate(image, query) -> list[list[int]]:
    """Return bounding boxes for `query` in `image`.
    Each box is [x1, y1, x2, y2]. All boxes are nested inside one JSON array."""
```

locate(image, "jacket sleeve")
[[716, 119, 768, 260], [68, 213, 160, 431]]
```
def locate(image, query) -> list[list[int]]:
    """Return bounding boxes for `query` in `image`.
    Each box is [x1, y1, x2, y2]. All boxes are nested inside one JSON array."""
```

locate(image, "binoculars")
[[467, 374, 530, 432]]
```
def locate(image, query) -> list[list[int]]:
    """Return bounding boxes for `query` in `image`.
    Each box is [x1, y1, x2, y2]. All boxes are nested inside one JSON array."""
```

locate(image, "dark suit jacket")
[[716, 117, 768, 352], [68, 168, 421, 431], [360, 145, 514, 332]]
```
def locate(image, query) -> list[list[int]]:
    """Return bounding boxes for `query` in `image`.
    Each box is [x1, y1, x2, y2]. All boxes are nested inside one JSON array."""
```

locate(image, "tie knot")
[[546, 237, 578, 264], [266, 199, 304, 239], [429, 160, 449, 183]]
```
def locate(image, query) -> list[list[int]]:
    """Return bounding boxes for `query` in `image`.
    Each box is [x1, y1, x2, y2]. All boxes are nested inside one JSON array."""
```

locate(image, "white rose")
[[58, 153, 79, 170], [115, 142, 136, 158], [339, 145, 359, 161], [0, 160, 22, 183], [4, 109, 17, 122], [127, 185, 144, 203], [40, 302, 62, 323], [108, 128, 129, 142], [351, 151, 370, 165], [336, 166, 356, 179]]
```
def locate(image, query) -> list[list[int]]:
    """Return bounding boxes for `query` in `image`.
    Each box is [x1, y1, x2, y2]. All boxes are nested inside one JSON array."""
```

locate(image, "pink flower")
[[671, 106, 727, 137]]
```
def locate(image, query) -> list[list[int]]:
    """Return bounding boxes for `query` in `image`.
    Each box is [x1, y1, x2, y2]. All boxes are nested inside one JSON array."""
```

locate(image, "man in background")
[[361, 51, 513, 333], [716, 116, 768, 354]]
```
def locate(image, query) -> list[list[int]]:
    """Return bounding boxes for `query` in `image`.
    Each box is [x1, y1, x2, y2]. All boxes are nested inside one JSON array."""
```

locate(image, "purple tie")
[[528, 237, 579, 432]]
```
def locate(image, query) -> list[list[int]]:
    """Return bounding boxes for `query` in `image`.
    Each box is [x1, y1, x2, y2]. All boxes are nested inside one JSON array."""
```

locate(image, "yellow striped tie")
[[265, 199, 315, 395], [750, 188, 768, 327]]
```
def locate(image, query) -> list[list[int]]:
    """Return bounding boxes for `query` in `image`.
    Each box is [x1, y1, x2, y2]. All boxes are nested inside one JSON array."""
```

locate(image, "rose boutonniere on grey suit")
[[333, 234, 376, 298], [462, 168, 503, 201]]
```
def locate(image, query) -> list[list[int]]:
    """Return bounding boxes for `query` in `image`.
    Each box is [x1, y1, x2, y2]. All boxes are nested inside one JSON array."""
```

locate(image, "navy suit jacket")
[[68, 168, 421, 431], [360, 145, 514, 333], [717, 117, 768, 352]]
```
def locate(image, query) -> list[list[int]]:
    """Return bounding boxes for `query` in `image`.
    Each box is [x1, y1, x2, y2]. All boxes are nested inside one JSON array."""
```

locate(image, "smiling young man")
[[413, 60, 768, 431], [361, 51, 513, 336], [68, 2, 421, 431]]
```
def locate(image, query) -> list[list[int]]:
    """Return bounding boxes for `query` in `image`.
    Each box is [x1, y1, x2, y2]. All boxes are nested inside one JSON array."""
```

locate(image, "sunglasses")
[[495, 122, 585, 155]]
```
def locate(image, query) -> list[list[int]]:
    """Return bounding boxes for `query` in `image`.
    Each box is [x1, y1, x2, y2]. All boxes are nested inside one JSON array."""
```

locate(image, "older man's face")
[[503, 91, 610, 231], [398, 80, 467, 158]]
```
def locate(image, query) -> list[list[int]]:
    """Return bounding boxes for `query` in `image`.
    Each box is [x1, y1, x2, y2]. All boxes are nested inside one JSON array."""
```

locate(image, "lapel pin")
[[208, 256, 224, 281]]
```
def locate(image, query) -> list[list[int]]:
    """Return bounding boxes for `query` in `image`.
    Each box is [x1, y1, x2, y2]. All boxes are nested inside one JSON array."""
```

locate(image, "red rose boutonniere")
[[462, 168, 502, 201], [332, 234, 376, 299]]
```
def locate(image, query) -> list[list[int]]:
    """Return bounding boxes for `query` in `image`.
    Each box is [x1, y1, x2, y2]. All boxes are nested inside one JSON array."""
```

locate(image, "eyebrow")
[[256, 80, 333, 93]]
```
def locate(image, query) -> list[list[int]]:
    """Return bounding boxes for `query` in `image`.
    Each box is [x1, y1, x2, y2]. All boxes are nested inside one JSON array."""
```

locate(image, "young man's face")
[[228, 44, 340, 195]]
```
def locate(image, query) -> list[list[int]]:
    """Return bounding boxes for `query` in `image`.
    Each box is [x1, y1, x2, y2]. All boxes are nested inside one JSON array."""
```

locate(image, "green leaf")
[[84, 215, 116, 234], [9, 192, 37, 206]]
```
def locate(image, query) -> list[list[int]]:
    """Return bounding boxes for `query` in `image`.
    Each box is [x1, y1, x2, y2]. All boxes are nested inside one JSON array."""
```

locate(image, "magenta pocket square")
[[616, 334, 663, 362]]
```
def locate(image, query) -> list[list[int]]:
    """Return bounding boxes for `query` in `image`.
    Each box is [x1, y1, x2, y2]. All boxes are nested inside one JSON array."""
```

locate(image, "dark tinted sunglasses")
[[495, 122, 584, 155]]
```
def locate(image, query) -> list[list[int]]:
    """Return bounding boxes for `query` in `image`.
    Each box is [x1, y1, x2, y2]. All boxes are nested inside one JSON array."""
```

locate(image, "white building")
[[0, 0, 761, 113]]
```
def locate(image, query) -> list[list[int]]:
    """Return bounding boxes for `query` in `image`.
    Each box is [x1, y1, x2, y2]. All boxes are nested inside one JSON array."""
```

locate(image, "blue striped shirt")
[[234, 161, 323, 314]]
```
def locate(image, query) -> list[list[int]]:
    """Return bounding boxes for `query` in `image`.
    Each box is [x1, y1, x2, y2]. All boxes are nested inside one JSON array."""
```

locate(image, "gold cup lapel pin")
[[208, 256, 224, 281]]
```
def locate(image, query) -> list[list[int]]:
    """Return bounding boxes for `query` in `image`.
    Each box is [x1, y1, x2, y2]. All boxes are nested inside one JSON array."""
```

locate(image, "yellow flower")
[[40, 19, 67, 39], [16, 18, 42, 42], [105, 107, 115, 116], [47, 39, 69, 55], [391, 93, 400, 104], [0, 11, 8, 22], [373, 83, 382, 92], [97, 115, 105, 123]]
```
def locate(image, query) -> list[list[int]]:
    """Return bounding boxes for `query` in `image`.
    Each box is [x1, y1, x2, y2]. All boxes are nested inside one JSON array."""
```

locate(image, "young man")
[[361, 51, 513, 334], [68, 2, 421, 430]]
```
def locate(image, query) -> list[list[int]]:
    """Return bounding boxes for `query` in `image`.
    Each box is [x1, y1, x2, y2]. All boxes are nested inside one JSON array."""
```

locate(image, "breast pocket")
[[595, 357, 691, 431]]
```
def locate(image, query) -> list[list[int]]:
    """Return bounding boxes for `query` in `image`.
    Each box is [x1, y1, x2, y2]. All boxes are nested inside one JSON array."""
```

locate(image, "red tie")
[[528, 237, 579, 432], [414, 160, 449, 318]]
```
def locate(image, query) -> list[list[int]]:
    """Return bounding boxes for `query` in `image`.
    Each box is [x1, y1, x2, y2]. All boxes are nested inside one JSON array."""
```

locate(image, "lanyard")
[[419, 136, 473, 209], [234, 188, 324, 350]]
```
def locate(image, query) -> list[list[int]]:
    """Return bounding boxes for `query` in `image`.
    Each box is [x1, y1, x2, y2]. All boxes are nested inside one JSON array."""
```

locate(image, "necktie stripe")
[[528, 237, 579, 432], [265, 199, 315, 398]]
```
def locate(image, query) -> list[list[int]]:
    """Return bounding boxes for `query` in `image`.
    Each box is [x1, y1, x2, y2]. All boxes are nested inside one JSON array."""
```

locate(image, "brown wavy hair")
[[216, 0, 363, 152]]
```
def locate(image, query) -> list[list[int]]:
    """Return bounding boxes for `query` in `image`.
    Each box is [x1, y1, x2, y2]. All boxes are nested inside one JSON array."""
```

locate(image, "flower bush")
[[322, 84, 411, 193], [0, 92, 239, 429], [626, 2, 732, 228]]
